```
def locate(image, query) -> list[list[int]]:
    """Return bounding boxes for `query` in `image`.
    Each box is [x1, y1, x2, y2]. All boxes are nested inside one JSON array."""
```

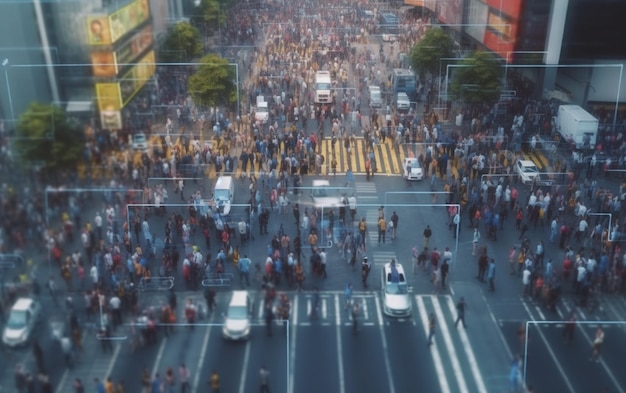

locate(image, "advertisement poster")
[[96, 83, 122, 112], [91, 52, 117, 77], [119, 50, 156, 106], [116, 25, 153, 66], [109, 0, 151, 44], [100, 110, 123, 130], [86, 16, 112, 45]]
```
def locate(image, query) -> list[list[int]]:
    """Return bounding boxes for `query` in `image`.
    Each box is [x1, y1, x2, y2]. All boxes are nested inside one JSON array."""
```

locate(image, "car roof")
[[12, 298, 35, 311], [383, 262, 405, 274], [404, 157, 417, 163], [312, 179, 330, 187], [229, 291, 249, 306], [397, 92, 409, 98], [518, 159, 535, 166]]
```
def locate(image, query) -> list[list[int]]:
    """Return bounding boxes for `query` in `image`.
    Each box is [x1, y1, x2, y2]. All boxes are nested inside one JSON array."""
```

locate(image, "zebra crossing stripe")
[[416, 296, 451, 393], [432, 295, 469, 393], [445, 297, 488, 393]]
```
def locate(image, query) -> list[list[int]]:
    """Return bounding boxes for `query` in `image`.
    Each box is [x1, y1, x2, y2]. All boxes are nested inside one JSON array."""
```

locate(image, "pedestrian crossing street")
[[319, 137, 407, 175], [518, 294, 620, 329], [254, 292, 486, 393]]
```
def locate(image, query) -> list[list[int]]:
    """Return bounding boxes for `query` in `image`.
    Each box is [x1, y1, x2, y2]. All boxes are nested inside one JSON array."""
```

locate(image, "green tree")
[[188, 54, 236, 109], [160, 22, 203, 63], [192, 0, 228, 35], [14, 102, 83, 176], [450, 50, 503, 107], [410, 28, 455, 79]]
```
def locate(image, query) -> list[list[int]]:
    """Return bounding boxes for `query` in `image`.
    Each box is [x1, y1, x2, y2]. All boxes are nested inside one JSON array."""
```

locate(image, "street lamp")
[[2, 58, 15, 123]]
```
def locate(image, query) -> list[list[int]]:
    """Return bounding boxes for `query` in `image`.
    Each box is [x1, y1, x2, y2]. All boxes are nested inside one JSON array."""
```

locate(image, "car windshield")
[[133, 134, 146, 142], [522, 165, 538, 173], [7, 310, 27, 329], [386, 282, 408, 295], [409, 161, 419, 169], [214, 189, 229, 202], [227, 306, 248, 320], [312, 188, 334, 197]]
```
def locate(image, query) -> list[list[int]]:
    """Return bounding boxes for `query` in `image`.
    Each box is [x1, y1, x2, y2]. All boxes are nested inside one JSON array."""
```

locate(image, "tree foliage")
[[188, 54, 237, 109], [14, 102, 83, 174], [192, 0, 229, 35], [410, 28, 455, 79], [450, 51, 503, 106], [160, 22, 203, 63]]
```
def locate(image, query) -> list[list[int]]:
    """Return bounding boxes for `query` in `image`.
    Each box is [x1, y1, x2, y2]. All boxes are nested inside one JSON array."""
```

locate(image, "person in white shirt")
[[90, 265, 99, 288], [94, 213, 103, 241], [522, 268, 532, 296], [577, 219, 588, 242]]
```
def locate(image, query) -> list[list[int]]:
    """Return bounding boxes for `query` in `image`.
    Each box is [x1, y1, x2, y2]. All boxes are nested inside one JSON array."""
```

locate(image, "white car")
[[3, 297, 41, 347], [396, 92, 410, 112], [223, 291, 252, 340], [403, 157, 424, 181], [132, 132, 148, 151], [515, 159, 539, 184], [310, 179, 345, 209], [380, 261, 411, 317]]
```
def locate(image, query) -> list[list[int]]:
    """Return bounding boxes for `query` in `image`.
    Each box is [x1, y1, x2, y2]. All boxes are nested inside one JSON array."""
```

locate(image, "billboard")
[[91, 25, 153, 77], [100, 110, 123, 130], [86, 16, 113, 45], [96, 83, 122, 111], [119, 50, 156, 107], [91, 52, 118, 77], [86, 0, 151, 46]]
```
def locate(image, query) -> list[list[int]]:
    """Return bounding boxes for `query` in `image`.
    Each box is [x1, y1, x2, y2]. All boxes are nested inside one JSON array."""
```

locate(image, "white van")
[[214, 176, 234, 215], [223, 290, 252, 340]]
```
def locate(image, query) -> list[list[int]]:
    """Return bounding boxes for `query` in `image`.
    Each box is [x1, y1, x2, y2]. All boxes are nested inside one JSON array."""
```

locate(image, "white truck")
[[254, 96, 269, 124], [557, 105, 598, 149], [314, 71, 332, 104]]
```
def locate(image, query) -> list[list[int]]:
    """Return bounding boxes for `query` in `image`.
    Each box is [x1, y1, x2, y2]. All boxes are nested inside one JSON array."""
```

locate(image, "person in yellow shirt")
[[210, 370, 220, 392], [378, 217, 386, 244]]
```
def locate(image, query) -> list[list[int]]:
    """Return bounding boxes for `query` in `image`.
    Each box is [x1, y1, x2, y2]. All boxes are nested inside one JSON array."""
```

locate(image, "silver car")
[[310, 179, 345, 209], [380, 262, 412, 317], [2, 297, 41, 347]]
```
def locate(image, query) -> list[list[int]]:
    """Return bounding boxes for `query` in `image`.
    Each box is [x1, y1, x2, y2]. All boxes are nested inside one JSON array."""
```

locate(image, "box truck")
[[314, 71, 332, 104], [557, 105, 598, 149]]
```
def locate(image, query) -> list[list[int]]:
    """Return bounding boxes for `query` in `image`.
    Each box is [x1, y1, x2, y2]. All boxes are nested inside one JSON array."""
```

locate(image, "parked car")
[[2, 297, 41, 347], [132, 132, 148, 151], [396, 92, 410, 112], [402, 157, 424, 181], [514, 159, 539, 184], [380, 261, 411, 317]]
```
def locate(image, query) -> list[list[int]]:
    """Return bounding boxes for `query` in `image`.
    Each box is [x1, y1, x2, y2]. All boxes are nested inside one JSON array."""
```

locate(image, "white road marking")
[[237, 340, 251, 393], [432, 296, 469, 393], [416, 296, 451, 393], [445, 296, 488, 393], [289, 294, 298, 393], [521, 300, 577, 393], [335, 294, 346, 393], [151, 337, 168, 376], [322, 298, 328, 319], [192, 324, 212, 393], [374, 295, 396, 393]]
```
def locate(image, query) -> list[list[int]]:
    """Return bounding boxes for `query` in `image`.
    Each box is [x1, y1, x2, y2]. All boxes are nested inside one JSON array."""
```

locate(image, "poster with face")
[[86, 16, 112, 45], [91, 52, 117, 77]]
